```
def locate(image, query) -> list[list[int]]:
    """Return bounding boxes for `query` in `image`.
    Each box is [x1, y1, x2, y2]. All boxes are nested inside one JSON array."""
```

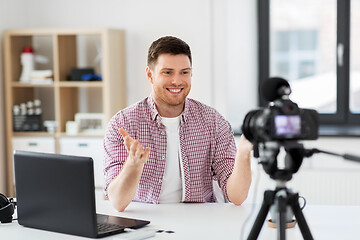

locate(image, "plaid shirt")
[[103, 96, 237, 204]]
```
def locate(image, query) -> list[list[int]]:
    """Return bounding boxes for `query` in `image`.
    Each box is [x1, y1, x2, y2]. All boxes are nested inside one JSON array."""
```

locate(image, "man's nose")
[[170, 74, 183, 85]]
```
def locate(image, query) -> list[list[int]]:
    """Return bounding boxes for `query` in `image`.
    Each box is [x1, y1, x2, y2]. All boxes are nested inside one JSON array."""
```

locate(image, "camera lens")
[[242, 109, 263, 142]]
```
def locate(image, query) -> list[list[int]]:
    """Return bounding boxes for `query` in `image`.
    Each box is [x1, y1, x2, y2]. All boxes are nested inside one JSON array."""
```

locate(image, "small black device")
[[13, 150, 150, 238], [0, 193, 16, 223], [69, 68, 94, 81]]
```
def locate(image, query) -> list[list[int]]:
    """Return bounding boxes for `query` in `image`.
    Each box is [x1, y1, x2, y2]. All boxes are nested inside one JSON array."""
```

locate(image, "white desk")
[[1, 200, 360, 240]]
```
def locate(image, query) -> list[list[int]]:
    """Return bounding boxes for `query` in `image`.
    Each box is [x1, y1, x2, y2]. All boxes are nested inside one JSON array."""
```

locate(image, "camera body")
[[242, 96, 319, 143]]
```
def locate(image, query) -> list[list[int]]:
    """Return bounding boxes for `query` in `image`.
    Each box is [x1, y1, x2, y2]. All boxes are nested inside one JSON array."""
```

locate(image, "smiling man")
[[104, 36, 252, 212]]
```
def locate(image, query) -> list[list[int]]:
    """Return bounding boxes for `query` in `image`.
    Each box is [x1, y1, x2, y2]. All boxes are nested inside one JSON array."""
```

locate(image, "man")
[[104, 36, 252, 212]]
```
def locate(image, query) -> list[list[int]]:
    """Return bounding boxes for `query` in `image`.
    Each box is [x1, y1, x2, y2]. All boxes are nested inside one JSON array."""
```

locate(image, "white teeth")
[[168, 89, 181, 93]]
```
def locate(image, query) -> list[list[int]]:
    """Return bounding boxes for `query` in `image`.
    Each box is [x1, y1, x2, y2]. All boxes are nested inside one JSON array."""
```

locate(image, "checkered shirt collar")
[[147, 95, 188, 124]]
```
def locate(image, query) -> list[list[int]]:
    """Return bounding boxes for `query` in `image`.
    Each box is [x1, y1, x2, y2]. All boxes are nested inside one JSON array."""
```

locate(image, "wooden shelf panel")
[[13, 132, 56, 137], [58, 132, 104, 138], [13, 132, 103, 138], [58, 81, 103, 87], [11, 82, 55, 88], [11, 81, 103, 87]]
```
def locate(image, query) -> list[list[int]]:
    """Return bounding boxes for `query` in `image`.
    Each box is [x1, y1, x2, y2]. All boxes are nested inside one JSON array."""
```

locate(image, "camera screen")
[[274, 115, 301, 136]]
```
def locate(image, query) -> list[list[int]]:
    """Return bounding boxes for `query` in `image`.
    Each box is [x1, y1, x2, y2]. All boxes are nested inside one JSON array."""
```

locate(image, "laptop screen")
[[14, 150, 100, 237]]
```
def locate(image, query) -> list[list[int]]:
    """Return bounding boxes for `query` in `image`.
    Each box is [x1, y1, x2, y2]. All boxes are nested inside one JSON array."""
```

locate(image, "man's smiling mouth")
[[167, 88, 183, 93]]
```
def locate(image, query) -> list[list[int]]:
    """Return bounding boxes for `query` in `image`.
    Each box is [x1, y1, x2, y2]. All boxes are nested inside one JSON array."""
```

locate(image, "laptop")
[[13, 150, 150, 238]]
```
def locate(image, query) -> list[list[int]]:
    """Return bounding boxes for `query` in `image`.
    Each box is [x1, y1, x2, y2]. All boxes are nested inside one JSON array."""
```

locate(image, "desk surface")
[[1, 200, 360, 240]]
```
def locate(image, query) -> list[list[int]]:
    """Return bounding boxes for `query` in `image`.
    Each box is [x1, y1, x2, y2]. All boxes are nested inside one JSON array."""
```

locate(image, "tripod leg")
[[289, 193, 314, 240], [276, 195, 287, 240], [247, 191, 274, 240]]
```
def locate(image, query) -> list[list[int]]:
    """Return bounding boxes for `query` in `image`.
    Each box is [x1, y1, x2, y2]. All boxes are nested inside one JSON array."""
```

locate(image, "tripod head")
[[254, 139, 360, 182], [254, 140, 307, 182]]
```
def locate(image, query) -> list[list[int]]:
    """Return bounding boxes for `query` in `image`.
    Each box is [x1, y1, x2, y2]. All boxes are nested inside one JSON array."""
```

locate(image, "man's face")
[[147, 53, 192, 108]]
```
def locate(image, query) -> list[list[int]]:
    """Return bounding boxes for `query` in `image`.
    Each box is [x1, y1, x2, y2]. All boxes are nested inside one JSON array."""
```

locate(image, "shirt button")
[[162, 156, 165, 159], [158, 179, 162, 183], [161, 131, 165, 135]]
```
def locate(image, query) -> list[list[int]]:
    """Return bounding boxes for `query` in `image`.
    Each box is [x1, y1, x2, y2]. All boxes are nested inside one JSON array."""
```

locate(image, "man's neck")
[[152, 97, 185, 118], [157, 103, 184, 118]]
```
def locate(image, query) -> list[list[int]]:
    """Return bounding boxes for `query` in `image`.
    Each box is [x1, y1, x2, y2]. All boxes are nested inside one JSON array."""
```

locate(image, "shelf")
[[11, 82, 104, 88], [58, 132, 104, 138], [13, 132, 104, 138], [4, 28, 126, 196], [12, 82, 55, 88], [58, 81, 103, 87], [13, 132, 56, 137]]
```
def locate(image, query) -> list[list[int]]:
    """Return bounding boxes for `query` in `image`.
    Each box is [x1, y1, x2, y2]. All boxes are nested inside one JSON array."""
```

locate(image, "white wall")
[[226, 0, 258, 125]]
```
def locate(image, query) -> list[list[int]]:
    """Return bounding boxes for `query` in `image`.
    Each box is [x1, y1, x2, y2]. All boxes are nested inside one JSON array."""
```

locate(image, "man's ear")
[[146, 66, 153, 84]]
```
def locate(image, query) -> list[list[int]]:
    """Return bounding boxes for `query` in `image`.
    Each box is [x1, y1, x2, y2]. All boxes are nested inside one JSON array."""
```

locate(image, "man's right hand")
[[119, 128, 151, 167], [107, 128, 151, 212]]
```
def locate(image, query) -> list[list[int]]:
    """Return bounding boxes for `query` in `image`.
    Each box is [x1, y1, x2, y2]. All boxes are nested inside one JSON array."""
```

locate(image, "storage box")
[[13, 115, 42, 131], [12, 136, 56, 153]]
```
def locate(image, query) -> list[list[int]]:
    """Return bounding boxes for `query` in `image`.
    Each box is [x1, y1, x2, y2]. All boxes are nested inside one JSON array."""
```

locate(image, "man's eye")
[[183, 71, 189, 75], [163, 71, 171, 75]]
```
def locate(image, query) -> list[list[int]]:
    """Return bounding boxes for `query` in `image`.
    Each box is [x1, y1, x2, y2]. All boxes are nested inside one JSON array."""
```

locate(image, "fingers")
[[240, 134, 252, 147], [119, 128, 129, 137], [120, 128, 133, 151], [237, 134, 253, 158], [119, 128, 150, 163], [130, 140, 139, 156], [142, 147, 151, 160], [129, 141, 151, 164], [134, 144, 143, 160]]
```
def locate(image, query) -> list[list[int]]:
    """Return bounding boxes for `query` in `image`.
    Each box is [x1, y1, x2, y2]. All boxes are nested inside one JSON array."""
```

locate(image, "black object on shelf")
[[69, 68, 95, 81], [13, 115, 42, 132]]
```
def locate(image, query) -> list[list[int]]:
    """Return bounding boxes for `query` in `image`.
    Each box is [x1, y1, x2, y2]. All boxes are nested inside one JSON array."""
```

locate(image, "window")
[[350, 0, 360, 114], [259, 0, 360, 134], [272, 30, 318, 80]]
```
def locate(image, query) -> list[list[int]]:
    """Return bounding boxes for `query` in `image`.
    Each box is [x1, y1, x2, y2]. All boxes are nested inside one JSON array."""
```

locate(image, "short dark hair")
[[147, 36, 192, 68]]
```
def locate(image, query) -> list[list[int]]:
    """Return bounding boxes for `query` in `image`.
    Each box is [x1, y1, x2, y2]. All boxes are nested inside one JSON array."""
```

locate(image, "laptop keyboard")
[[97, 222, 125, 234]]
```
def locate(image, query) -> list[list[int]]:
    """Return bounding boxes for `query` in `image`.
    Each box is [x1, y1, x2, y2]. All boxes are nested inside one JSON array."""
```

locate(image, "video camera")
[[243, 78, 360, 240], [242, 77, 319, 143]]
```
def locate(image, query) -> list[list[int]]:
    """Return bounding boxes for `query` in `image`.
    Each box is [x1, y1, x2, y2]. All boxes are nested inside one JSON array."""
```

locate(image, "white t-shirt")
[[158, 115, 184, 203]]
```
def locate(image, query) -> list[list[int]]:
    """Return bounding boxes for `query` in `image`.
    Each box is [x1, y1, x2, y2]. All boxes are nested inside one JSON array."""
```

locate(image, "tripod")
[[245, 141, 314, 240], [247, 185, 313, 240], [245, 140, 360, 240]]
